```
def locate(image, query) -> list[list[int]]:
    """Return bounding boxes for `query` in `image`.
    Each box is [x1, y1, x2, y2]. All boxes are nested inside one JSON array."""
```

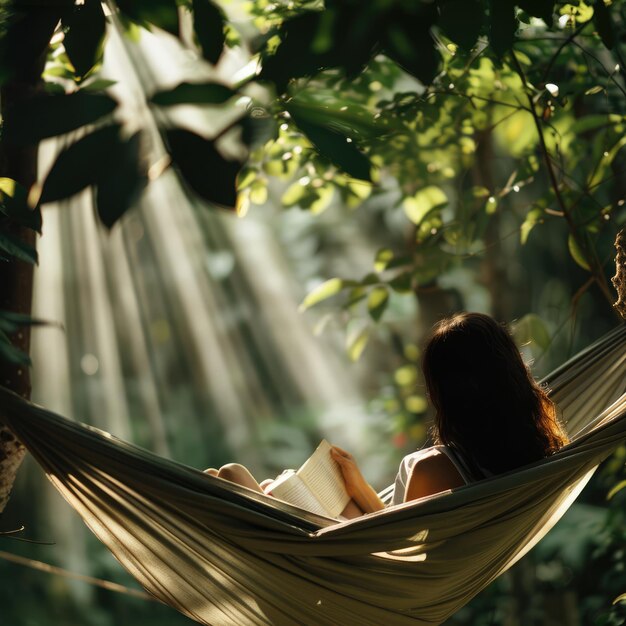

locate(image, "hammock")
[[1, 325, 625, 626]]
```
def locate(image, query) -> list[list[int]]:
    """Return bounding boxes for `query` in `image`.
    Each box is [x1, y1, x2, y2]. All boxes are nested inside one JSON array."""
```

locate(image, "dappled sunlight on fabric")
[[374, 529, 430, 561]]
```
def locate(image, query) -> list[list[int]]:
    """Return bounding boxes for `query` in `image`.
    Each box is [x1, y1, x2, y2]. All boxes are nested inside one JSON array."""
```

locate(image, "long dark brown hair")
[[422, 312, 568, 477]]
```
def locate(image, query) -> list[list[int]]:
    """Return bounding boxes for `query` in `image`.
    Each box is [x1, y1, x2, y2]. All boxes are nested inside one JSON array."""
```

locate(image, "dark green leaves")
[[367, 287, 389, 322], [438, 0, 486, 52], [299, 278, 347, 311], [117, 0, 179, 35], [40, 125, 122, 204], [0, 232, 37, 264], [489, 0, 517, 59], [0, 178, 42, 233], [259, 4, 443, 93], [0, 311, 54, 366], [62, 0, 107, 79], [166, 129, 241, 208], [3, 92, 117, 144], [150, 82, 236, 106], [287, 105, 371, 181], [40, 125, 148, 228], [517, 0, 554, 26], [593, 0, 614, 50], [0, 180, 39, 266], [192, 0, 226, 64], [0, 311, 51, 334], [96, 132, 148, 228], [260, 10, 377, 93], [381, 4, 440, 85]]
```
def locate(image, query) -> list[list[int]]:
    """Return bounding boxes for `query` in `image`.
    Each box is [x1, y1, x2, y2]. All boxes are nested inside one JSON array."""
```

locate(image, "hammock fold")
[[1, 325, 626, 625]]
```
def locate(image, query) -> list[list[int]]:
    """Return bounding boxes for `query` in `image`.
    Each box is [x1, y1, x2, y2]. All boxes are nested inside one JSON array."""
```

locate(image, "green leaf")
[[260, 10, 375, 93], [166, 128, 241, 209], [346, 325, 370, 361], [288, 107, 371, 181], [62, 0, 107, 79], [344, 286, 367, 309], [281, 182, 307, 207], [389, 271, 413, 293], [239, 111, 279, 149], [0, 232, 37, 264], [40, 125, 122, 204], [287, 96, 387, 142], [403, 186, 447, 225], [0, 310, 53, 334], [117, 0, 179, 35], [438, 0, 486, 51], [568, 233, 591, 271], [517, 0, 554, 25], [520, 207, 543, 245], [150, 81, 236, 106], [383, 22, 439, 85], [593, 0, 614, 49], [607, 479, 626, 500], [512, 313, 551, 351], [489, 0, 517, 59], [613, 593, 626, 605], [361, 273, 380, 286], [584, 85, 604, 95], [192, 0, 226, 64], [374, 248, 394, 272], [309, 184, 334, 214], [367, 287, 389, 322], [3, 92, 117, 145], [96, 131, 148, 228], [299, 277, 346, 311], [395, 364, 418, 386], [0, 340, 31, 366], [0, 178, 42, 232]]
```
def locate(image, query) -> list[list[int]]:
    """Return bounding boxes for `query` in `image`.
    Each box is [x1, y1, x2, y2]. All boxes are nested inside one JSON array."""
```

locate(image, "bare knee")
[[218, 463, 250, 484], [217, 463, 263, 493]]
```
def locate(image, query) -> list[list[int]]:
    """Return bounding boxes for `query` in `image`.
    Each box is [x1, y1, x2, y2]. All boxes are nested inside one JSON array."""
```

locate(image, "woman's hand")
[[330, 446, 385, 513], [330, 446, 365, 496]]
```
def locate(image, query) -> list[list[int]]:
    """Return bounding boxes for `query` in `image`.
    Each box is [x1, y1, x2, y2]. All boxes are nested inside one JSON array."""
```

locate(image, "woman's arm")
[[403, 451, 464, 501], [330, 446, 386, 514]]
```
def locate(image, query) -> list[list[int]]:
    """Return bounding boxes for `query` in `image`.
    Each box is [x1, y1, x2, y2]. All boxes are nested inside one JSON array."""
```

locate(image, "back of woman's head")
[[422, 312, 567, 476]]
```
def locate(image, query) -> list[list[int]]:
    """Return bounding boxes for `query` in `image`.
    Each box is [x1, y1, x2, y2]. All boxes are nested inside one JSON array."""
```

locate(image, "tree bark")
[[475, 129, 511, 322], [0, 8, 61, 514]]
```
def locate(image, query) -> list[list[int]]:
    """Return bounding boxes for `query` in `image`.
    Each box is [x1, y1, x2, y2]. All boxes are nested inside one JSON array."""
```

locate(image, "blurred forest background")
[[1, 0, 626, 624]]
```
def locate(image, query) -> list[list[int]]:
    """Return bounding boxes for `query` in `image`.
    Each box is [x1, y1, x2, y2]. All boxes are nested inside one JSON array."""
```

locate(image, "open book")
[[264, 440, 351, 519]]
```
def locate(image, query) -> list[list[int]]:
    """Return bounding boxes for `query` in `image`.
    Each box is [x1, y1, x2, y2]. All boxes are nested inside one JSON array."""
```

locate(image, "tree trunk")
[[475, 129, 511, 321], [0, 9, 60, 514]]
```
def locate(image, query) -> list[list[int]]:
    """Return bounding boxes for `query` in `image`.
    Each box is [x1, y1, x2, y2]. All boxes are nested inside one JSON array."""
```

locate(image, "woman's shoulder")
[[399, 445, 450, 472], [402, 446, 467, 500], [402, 445, 473, 484]]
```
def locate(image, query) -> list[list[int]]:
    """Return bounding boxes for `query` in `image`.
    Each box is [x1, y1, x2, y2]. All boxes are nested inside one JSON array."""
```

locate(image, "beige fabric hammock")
[[1, 324, 626, 626]]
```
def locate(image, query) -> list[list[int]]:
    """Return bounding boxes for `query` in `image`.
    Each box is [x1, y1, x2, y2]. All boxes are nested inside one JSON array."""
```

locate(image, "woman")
[[209, 312, 568, 517]]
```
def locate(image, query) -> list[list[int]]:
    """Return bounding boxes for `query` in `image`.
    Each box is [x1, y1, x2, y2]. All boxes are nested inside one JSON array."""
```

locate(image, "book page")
[[297, 440, 350, 518], [266, 471, 330, 518]]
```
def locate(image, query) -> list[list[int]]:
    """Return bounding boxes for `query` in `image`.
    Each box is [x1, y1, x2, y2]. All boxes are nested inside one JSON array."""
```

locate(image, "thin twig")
[[0, 550, 157, 602], [510, 50, 615, 308], [427, 89, 531, 112], [541, 22, 589, 84]]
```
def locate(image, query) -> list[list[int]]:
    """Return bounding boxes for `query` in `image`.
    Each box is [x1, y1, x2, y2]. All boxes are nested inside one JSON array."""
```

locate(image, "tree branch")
[[510, 50, 616, 309]]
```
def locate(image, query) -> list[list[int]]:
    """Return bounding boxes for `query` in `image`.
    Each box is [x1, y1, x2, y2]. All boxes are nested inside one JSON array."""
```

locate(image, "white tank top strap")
[[436, 445, 476, 484], [388, 444, 478, 506]]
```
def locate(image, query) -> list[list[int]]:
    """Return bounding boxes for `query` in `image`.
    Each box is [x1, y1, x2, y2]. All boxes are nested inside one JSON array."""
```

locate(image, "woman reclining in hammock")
[[207, 312, 568, 517]]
